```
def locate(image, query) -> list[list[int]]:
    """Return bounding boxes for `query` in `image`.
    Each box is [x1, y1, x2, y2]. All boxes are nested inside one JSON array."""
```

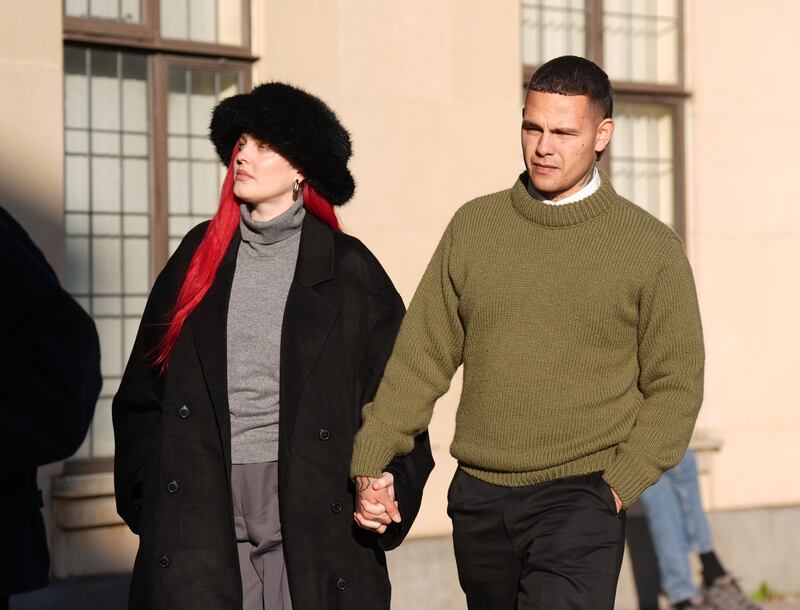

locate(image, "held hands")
[[353, 472, 402, 535]]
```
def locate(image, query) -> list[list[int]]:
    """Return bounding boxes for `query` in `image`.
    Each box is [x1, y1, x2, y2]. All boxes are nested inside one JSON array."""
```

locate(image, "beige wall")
[[686, 0, 800, 511], [253, 0, 800, 533], [253, 0, 524, 535], [3, 0, 796, 562], [0, 1, 65, 274]]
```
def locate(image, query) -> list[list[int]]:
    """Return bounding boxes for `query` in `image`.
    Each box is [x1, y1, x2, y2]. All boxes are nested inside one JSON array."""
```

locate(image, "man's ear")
[[595, 118, 615, 155]]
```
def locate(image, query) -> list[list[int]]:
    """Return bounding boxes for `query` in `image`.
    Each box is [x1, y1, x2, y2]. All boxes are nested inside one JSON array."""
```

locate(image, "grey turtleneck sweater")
[[227, 197, 305, 464]]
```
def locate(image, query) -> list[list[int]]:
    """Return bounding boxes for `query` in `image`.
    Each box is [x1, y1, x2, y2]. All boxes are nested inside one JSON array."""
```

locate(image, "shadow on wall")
[[0, 181, 65, 276]]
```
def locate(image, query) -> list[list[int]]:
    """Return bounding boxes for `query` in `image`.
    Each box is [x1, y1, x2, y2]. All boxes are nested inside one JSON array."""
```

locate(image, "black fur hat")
[[209, 82, 355, 206]]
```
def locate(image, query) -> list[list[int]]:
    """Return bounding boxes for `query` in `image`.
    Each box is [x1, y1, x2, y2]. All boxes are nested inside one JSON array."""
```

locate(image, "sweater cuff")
[[602, 452, 661, 509], [350, 437, 398, 479]]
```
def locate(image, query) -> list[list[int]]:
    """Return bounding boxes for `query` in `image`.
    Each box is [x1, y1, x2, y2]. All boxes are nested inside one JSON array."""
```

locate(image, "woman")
[[113, 82, 433, 610]]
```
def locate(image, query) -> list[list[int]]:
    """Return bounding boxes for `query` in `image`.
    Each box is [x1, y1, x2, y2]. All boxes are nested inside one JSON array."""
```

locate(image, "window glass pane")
[[96, 317, 123, 378], [121, 0, 142, 23], [92, 236, 122, 294], [66, 129, 90, 154], [122, 134, 148, 157], [91, 156, 122, 212], [90, 50, 120, 131], [65, 0, 88, 18], [122, 55, 148, 132], [65, 236, 90, 294], [190, 0, 216, 43], [91, 399, 116, 457], [64, 0, 143, 24], [220, 71, 240, 99], [522, 0, 587, 67], [122, 158, 149, 213], [160, 0, 189, 39], [168, 158, 190, 214], [610, 102, 675, 227], [63, 46, 151, 459], [603, 0, 679, 84], [91, 132, 121, 156], [65, 47, 88, 129], [191, 161, 219, 215], [88, 0, 119, 20], [65, 155, 90, 211], [168, 68, 241, 247], [218, 0, 243, 46], [91, 213, 121, 235], [189, 71, 216, 135], [123, 237, 150, 293], [161, 0, 244, 46]]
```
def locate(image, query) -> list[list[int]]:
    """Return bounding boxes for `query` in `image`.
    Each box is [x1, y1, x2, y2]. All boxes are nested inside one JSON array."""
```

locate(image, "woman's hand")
[[353, 472, 400, 534]]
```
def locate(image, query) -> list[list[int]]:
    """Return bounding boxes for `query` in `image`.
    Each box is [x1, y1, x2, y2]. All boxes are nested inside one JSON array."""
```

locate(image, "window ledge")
[[51, 472, 123, 530]]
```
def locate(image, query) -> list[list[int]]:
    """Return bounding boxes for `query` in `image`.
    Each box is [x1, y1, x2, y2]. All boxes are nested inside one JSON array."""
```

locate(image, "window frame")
[[151, 55, 252, 271], [608, 92, 686, 239], [521, 0, 688, 239], [64, 0, 255, 61]]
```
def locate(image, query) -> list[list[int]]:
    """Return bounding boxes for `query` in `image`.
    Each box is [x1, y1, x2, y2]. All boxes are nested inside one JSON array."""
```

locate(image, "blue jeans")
[[639, 449, 715, 603]]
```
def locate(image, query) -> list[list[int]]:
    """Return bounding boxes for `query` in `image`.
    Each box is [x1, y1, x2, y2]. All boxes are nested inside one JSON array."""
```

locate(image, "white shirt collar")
[[528, 167, 601, 206]]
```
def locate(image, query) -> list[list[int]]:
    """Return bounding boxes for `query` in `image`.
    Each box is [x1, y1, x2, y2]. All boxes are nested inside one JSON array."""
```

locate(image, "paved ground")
[[8, 574, 798, 610]]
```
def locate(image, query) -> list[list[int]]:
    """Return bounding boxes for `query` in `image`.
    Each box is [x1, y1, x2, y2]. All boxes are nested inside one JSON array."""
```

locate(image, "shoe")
[[703, 575, 762, 610], [673, 596, 714, 610]]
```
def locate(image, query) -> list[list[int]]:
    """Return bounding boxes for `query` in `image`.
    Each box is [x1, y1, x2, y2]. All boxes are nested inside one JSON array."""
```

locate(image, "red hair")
[[151, 143, 341, 370]]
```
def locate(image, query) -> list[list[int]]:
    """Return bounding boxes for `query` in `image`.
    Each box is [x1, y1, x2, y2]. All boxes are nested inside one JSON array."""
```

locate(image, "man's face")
[[521, 91, 614, 201]]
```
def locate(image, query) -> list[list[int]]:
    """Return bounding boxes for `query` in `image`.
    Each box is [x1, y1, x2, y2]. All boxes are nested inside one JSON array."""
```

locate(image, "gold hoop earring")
[[293, 179, 300, 196]]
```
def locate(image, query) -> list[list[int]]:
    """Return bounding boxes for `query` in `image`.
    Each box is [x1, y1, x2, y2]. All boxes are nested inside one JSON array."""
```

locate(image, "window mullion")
[[150, 53, 169, 278], [589, 0, 604, 67]]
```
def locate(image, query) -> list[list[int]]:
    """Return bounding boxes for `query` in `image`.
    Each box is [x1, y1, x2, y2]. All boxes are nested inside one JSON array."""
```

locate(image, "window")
[[522, 0, 589, 67], [63, 1, 252, 464], [65, 0, 144, 23], [161, 0, 244, 46], [612, 101, 678, 222], [166, 67, 241, 253], [521, 0, 686, 233], [64, 47, 151, 457], [603, 0, 680, 85]]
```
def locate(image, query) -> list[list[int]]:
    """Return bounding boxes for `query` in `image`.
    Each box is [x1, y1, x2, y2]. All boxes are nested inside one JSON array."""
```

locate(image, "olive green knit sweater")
[[350, 172, 704, 507]]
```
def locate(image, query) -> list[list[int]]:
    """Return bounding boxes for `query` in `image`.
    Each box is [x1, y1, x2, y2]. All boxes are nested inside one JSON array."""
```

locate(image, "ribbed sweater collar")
[[510, 171, 619, 228], [239, 195, 305, 245]]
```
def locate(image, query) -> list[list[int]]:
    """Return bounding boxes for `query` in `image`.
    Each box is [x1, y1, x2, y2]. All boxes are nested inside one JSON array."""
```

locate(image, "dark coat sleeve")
[[359, 290, 435, 552], [0, 206, 101, 467], [112, 223, 204, 533]]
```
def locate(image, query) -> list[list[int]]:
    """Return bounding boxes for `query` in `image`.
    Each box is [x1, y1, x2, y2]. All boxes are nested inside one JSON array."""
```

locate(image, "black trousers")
[[447, 469, 626, 610]]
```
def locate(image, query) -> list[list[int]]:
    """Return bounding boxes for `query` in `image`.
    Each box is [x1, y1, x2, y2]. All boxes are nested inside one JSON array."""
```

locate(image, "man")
[[350, 55, 705, 609], [0, 204, 101, 610]]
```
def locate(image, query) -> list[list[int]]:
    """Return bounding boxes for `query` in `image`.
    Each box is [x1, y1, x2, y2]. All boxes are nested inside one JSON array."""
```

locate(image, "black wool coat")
[[0, 206, 101, 597], [113, 213, 434, 610]]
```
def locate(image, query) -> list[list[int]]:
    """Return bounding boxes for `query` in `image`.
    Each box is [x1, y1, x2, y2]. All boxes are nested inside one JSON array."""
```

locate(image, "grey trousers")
[[231, 462, 293, 610]]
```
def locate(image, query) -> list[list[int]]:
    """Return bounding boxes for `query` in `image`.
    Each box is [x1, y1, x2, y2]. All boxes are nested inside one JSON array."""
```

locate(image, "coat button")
[[336, 578, 348, 591], [158, 555, 170, 568], [319, 428, 330, 441], [331, 501, 343, 513], [178, 405, 190, 418], [167, 480, 179, 494]]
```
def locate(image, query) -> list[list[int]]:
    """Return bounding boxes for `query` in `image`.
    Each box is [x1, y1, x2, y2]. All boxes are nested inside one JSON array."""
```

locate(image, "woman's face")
[[233, 133, 303, 205]]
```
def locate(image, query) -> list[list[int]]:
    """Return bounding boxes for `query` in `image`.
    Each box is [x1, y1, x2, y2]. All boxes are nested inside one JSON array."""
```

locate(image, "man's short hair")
[[527, 55, 613, 119]]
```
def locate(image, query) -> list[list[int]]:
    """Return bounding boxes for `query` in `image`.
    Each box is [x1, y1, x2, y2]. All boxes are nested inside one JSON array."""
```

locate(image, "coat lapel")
[[280, 214, 339, 454], [190, 229, 241, 471]]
